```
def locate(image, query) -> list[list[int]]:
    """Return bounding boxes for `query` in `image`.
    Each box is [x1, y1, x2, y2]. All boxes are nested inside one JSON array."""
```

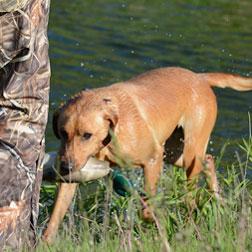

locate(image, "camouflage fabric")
[[0, 0, 29, 12], [0, 0, 50, 249]]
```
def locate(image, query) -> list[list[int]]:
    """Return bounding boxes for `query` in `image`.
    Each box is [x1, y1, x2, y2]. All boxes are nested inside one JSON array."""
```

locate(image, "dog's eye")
[[82, 132, 92, 140]]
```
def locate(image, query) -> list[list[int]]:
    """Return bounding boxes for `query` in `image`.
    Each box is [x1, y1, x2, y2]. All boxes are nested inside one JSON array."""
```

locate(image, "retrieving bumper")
[[42, 152, 111, 183], [42, 152, 134, 196]]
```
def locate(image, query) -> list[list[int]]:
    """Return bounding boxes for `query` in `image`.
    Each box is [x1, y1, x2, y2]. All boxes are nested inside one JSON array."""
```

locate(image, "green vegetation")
[[41, 1, 252, 250], [36, 135, 252, 252]]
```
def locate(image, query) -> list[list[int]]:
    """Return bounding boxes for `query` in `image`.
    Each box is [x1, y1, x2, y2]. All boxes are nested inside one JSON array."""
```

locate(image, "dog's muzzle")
[[60, 161, 74, 176]]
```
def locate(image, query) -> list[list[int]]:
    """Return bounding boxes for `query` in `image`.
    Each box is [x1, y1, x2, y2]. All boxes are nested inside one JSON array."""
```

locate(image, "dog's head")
[[53, 91, 118, 174]]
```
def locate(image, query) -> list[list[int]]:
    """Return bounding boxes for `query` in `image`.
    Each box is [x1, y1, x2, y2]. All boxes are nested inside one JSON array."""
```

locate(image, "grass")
[[35, 136, 252, 252]]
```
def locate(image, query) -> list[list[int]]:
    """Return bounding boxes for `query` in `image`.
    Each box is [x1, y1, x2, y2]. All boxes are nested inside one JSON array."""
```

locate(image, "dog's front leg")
[[42, 183, 78, 244], [142, 152, 163, 220]]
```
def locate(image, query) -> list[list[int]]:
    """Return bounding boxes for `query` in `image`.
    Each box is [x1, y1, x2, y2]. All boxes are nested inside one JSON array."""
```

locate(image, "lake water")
[[46, 0, 252, 165]]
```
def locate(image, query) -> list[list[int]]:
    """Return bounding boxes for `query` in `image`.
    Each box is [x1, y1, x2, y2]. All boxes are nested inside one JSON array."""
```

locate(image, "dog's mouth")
[[59, 157, 110, 183], [59, 155, 95, 176]]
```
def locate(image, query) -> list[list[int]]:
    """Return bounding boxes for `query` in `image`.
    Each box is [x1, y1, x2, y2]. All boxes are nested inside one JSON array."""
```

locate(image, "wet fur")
[[43, 67, 252, 243]]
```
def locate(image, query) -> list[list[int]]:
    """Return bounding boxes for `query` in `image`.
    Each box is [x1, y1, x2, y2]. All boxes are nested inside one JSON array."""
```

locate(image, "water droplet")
[[80, 62, 84, 67]]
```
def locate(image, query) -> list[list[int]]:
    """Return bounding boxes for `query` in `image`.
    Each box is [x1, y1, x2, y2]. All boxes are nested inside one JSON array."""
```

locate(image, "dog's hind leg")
[[182, 106, 219, 195], [203, 154, 220, 198], [183, 140, 219, 195]]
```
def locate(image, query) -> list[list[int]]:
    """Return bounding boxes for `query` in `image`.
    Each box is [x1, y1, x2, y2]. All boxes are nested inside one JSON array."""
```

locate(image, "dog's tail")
[[199, 72, 252, 91]]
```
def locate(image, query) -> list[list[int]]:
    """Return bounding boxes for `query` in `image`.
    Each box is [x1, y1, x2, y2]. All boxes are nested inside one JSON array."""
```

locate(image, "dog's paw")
[[41, 230, 55, 245], [140, 197, 155, 222], [142, 208, 155, 222]]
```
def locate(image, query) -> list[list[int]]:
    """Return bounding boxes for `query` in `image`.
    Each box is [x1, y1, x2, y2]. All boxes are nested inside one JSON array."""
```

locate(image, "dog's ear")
[[102, 98, 118, 147], [102, 120, 113, 146], [102, 98, 118, 127], [52, 109, 60, 139]]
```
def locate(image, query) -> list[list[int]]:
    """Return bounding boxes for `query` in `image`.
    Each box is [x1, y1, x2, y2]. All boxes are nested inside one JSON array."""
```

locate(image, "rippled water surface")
[[47, 0, 252, 163]]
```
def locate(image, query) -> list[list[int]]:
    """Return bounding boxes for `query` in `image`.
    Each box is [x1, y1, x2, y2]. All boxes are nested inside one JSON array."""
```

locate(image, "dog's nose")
[[60, 161, 73, 176]]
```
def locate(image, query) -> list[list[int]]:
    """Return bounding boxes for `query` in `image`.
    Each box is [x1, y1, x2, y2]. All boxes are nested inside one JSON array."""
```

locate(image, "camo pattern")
[[0, 0, 50, 249], [0, 0, 29, 12]]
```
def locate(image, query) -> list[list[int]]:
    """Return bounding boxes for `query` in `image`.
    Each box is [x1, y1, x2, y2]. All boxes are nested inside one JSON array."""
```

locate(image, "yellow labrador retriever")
[[43, 67, 252, 243]]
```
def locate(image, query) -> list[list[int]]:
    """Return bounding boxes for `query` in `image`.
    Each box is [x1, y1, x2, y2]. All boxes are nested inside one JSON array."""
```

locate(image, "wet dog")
[[43, 67, 252, 243]]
